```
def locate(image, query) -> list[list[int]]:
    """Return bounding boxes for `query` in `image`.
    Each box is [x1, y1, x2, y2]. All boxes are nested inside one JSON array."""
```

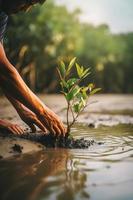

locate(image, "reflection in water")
[[0, 149, 90, 200], [0, 124, 133, 200]]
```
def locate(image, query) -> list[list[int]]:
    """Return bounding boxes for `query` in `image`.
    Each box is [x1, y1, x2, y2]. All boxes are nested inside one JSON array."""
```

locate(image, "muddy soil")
[[0, 94, 133, 158]]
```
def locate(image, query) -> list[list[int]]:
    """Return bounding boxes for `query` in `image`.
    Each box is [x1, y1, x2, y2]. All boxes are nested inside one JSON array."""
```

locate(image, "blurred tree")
[[3, 0, 133, 94]]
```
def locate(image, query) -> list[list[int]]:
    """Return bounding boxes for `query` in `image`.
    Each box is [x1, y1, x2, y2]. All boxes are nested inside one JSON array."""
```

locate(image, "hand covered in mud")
[[17, 105, 47, 133], [38, 105, 66, 136]]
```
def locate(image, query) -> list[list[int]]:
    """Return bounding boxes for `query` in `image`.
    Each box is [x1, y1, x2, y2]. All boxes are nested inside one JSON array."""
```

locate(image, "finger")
[[39, 118, 54, 134], [47, 121, 62, 136], [41, 117, 51, 129], [12, 126, 21, 135], [34, 118, 47, 133], [8, 127, 17, 135], [64, 127, 67, 136], [39, 115, 60, 136], [56, 122, 66, 136], [61, 126, 67, 137], [9, 127, 20, 135], [53, 124, 61, 136], [49, 125, 56, 136], [15, 125, 24, 135]]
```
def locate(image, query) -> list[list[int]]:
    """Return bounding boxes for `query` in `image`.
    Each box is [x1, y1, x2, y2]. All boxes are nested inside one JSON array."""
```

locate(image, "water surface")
[[0, 124, 133, 200]]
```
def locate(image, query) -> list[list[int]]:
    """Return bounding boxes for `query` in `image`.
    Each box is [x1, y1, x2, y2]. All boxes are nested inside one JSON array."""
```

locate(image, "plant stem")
[[69, 103, 87, 130], [66, 101, 70, 133], [70, 105, 75, 121]]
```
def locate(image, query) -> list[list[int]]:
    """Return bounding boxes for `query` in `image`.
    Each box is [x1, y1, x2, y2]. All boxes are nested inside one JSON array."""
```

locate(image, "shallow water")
[[0, 124, 133, 200]]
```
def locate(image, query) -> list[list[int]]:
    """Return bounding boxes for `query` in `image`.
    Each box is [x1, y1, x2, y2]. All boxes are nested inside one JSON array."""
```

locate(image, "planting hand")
[[16, 102, 67, 136], [12, 96, 66, 136], [0, 43, 66, 136], [4, 94, 47, 133], [17, 105, 48, 133], [38, 105, 66, 136]]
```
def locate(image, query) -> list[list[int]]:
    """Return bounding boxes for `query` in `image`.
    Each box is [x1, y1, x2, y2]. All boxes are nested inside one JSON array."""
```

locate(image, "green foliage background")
[[4, 0, 133, 93]]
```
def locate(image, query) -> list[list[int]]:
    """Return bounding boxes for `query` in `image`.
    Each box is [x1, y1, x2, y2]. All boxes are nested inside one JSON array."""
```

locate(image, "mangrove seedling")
[[57, 57, 101, 135]]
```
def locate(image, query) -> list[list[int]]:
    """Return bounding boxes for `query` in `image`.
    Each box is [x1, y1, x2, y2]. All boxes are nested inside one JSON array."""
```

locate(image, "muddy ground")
[[0, 94, 133, 158]]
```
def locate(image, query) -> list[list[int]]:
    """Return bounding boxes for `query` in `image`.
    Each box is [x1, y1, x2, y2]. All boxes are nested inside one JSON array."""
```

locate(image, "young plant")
[[57, 57, 101, 135]]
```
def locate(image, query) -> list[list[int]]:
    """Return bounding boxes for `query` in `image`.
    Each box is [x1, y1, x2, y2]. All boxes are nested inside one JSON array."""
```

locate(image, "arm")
[[0, 43, 66, 136], [4, 94, 47, 133], [0, 42, 44, 115]]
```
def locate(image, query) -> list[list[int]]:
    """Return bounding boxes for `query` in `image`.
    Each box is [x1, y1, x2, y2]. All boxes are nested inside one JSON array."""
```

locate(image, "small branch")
[[70, 105, 75, 122], [69, 103, 87, 130]]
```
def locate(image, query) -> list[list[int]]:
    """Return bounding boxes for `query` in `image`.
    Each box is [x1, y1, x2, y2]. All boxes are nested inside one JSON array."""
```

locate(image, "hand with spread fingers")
[[38, 105, 66, 137], [0, 0, 66, 138], [16, 103, 66, 136], [0, 119, 24, 135], [5, 94, 66, 136], [2, 78, 66, 136], [4, 94, 48, 134], [17, 105, 48, 134]]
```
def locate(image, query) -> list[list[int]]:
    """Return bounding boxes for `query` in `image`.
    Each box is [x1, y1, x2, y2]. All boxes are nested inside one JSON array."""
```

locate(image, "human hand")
[[38, 105, 66, 136], [5, 92, 65, 135], [18, 105, 47, 133], [0, 119, 24, 135]]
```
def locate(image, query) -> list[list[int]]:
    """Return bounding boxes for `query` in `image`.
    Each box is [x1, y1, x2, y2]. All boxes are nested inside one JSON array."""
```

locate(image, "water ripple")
[[70, 124, 133, 162]]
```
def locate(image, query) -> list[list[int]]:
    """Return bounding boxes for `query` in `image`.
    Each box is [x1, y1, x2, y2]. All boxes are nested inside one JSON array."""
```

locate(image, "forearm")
[[0, 63, 44, 115], [4, 92, 25, 113], [0, 44, 65, 135], [0, 44, 45, 115]]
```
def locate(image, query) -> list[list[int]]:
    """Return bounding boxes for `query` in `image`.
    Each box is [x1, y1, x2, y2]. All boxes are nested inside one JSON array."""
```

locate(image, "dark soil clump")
[[11, 144, 23, 153], [0, 131, 101, 149], [19, 133, 95, 149]]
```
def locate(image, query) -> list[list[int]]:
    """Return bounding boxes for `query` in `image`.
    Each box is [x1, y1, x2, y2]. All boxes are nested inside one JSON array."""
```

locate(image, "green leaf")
[[73, 103, 79, 113], [81, 66, 84, 73], [66, 86, 80, 101], [67, 78, 78, 88], [78, 101, 84, 111], [60, 80, 68, 89], [81, 97, 86, 106], [81, 89, 88, 100], [88, 83, 94, 92], [73, 97, 85, 113], [84, 68, 91, 75], [90, 88, 101, 95], [76, 89, 88, 100], [57, 67, 63, 80], [81, 72, 91, 79], [66, 57, 76, 75], [76, 63, 82, 78], [73, 102, 82, 113], [75, 91, 82, 99], [59, 61, 66, 78], [81, 87, 88, 92], [81, 68, 91, 78]]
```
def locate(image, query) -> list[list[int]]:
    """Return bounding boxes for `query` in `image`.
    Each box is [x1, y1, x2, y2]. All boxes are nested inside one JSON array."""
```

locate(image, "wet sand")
[[0, 94, 133, 159]]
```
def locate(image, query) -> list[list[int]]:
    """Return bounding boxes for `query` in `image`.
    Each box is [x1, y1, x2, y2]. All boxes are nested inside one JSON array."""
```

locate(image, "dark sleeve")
[[0, 11, 8, 42]]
